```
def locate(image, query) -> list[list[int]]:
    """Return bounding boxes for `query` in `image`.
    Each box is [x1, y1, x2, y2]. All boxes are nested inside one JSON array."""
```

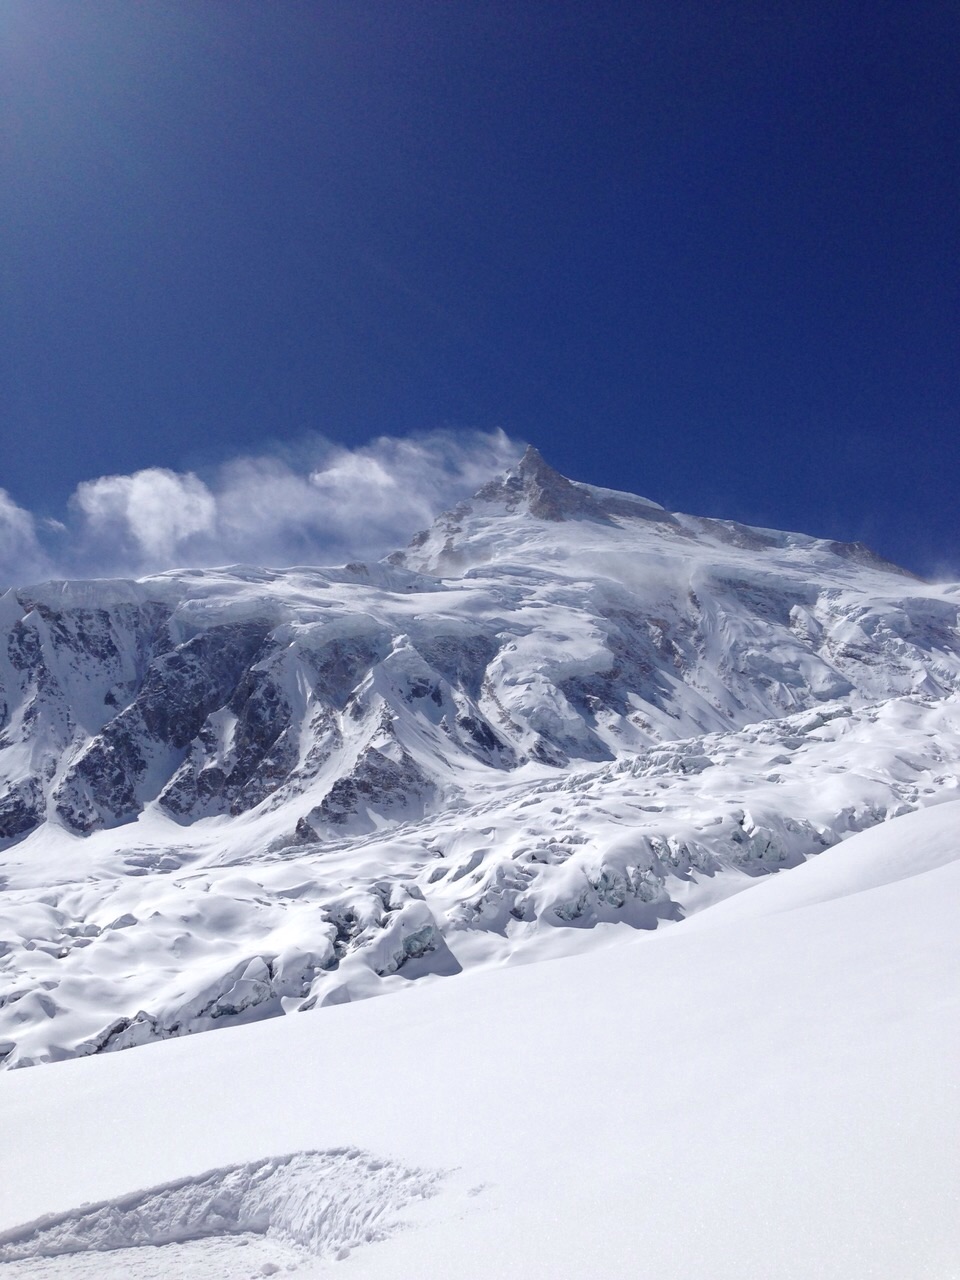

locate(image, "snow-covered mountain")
[[2, 447, 959, 1068]]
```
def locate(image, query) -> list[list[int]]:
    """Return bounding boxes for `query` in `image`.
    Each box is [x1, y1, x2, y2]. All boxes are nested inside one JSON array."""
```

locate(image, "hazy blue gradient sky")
[[2, 1, 958, 577]]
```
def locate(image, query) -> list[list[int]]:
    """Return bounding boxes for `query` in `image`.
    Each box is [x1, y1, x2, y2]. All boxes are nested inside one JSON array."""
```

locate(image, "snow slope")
[[0, 800, 957, 1278], [1, 447, 960, 1067]]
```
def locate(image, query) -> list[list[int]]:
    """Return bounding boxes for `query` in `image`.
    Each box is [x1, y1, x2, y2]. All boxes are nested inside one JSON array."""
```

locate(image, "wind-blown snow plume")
[[0, 490, 51, 586], [73, 469, 219, 565], [1, 430, 522, 585]]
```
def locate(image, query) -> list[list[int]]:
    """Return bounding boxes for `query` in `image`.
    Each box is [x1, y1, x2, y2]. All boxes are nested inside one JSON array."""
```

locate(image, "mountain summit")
[[391, 446, 893, 577], [476, 444, 575, 517], [470, 444, 657, 521], [391, 446, 679, 573], [0, 454, 958, 1066]]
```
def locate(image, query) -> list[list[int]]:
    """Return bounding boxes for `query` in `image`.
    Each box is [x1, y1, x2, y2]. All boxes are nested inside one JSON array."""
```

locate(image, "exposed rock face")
[[475, 445, 607, 521], [50, 623, 271, 833], [160, 638, 302, 819], [474, 445, 678, 525], [313, 742, 435, 832], [0, 777, 44, 845]]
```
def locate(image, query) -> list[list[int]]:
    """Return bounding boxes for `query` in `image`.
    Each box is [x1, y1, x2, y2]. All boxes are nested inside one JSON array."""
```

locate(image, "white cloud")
[[4, 429, 524, 584], [208, 429, 521, 568], [73, 468, 218, 564], [0, 489, 50, 587]]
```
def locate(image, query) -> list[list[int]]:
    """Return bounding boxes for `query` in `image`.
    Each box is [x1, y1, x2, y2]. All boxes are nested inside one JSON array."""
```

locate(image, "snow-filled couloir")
[[1, 446, 959, 1066]]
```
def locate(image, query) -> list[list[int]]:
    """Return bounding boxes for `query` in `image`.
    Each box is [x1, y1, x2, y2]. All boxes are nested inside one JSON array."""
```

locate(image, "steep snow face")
[[1, 449, 959, 1066]]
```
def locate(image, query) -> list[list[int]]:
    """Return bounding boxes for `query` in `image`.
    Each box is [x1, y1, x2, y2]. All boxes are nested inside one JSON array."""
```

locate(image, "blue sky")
[[2, 1, 958, 579]]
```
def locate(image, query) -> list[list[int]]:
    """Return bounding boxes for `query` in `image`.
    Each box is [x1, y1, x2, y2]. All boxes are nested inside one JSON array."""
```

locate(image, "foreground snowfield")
[[1, 799, 958, 1278]]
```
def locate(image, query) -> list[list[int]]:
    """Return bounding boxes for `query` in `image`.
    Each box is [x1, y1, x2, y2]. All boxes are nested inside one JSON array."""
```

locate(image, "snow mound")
[[0, 1148, 445, 1266], [687, 797, 960, 929]]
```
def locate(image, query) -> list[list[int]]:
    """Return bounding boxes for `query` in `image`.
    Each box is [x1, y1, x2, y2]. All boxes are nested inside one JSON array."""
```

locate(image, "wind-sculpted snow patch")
[[0, 1148, 446, 1268]]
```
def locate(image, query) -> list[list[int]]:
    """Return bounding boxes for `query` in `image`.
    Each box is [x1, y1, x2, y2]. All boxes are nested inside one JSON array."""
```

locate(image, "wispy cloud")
[[0, 489, 52, 586], [0, 430, 523, 587], [73, 469, 219, 565]]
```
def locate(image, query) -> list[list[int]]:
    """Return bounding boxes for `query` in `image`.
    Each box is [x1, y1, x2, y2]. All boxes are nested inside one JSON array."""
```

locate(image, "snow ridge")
[[0, 1148, 445, 1264]]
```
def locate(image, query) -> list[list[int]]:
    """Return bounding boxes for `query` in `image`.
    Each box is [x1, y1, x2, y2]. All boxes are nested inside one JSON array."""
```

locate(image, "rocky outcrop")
[[0, 777, 44, 846], [51, 622, 270, 832], [310, 740, 437, 833]]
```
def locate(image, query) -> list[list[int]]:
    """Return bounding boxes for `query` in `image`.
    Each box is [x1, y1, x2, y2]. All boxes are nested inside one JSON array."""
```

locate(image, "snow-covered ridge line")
[[1, 448, 958, 1068]]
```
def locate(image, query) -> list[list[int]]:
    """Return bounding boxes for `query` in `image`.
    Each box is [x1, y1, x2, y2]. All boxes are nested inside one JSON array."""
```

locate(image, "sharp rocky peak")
[[388, 446, 676, 571], [473, 445, 659, 523], [470, 444, 600, 521]]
